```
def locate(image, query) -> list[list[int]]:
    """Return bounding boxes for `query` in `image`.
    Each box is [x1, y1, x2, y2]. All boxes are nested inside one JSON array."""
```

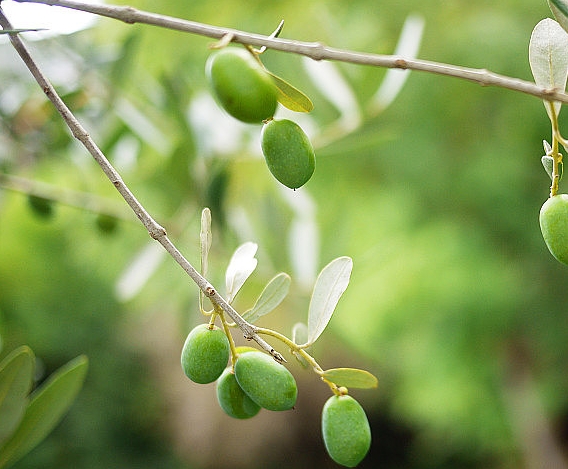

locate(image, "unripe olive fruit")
[[27, 194, 54, 219], [216, 367, 261, 419], [261, 119, 315, 189], [321, 395, 371, 467], [540, 194, 568, 265], [181, 324, 230, 384], [206, 48, 278, 123], [234, 351, 297, 411]]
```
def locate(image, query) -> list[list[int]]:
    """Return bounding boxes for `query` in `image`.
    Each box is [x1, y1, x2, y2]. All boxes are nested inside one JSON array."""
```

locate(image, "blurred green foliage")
[[1, 0, 568, 468]]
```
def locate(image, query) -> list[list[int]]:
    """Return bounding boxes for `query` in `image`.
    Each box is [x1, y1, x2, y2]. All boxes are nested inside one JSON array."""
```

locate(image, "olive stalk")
[[549, 108, 564, 197], [0, 7, 285, 364], [11, 0, 568, 105]]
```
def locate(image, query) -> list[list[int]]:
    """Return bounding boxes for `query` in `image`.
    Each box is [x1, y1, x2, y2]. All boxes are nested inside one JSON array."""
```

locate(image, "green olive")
[[27, 195, 54, 219], [540, 194, 568, 265], [181, 324, 230, 384], [321, 395, 371, 468], [234, 351, 297, 411], [216, 367, 261, 419], [261, 118, 315, 189], [206, 48, 278, 123]]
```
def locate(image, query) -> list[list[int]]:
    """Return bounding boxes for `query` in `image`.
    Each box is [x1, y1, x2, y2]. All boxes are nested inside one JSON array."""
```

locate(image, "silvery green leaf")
[[549, 0, 568, 33], [541, 154, 564, 180], [544, 140, 553, 154], [529, 18, 568, 120], [242, 273, 291, 323], [200, 208, 212, 277], [225, 242, 258, 304], [305, 256, 353, 346]]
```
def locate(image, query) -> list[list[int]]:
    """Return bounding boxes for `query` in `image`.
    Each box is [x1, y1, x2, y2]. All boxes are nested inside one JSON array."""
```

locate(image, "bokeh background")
[[1, 0, 567, 468]]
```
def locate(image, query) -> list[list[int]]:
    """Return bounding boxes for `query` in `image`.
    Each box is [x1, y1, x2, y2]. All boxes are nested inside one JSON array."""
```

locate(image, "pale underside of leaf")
[[242, 272, 291, 323], [529, 18, 568, 120], [305, 256, 353, 346], [225, 242, 258, 304], [322, 368, 378, 389], [267, 71, 314, 113]]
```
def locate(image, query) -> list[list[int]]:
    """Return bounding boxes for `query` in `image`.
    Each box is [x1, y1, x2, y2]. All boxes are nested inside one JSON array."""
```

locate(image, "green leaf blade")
[[0, 355, 88, 469], [323, 368, 378, 389], [242, 273, 291, 323], [306, 257, 353, 346], [268, 71, 314, 113], [0, 347, 35, 447]]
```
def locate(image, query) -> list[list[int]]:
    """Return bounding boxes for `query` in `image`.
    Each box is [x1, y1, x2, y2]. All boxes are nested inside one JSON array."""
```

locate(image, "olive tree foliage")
[[1, 0, 568, 468]]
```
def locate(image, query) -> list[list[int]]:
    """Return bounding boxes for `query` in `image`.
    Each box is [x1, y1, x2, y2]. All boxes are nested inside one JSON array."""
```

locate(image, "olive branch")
[[8, 0, 568, 104]]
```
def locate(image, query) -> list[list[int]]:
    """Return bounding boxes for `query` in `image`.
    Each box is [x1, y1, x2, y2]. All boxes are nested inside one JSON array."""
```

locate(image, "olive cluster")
[[181, 324, 298, 418], [206, 47, 315, 190], [180, 323, 371, 467]]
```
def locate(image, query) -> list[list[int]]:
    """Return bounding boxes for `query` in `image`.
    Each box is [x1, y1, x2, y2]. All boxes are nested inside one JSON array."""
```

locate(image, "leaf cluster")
[[0, 346, 88, 469]]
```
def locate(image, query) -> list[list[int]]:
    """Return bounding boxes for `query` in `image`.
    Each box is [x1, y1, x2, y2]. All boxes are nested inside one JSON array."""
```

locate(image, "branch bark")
[[11, 0, 568, 104], [0, 6, 285, 364]]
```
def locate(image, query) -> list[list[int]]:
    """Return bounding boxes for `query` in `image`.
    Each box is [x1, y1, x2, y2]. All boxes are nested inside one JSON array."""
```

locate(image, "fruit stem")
[[217, 307, 239, 368], [254, 325, 345, 395], [549, 108, 563, 198]]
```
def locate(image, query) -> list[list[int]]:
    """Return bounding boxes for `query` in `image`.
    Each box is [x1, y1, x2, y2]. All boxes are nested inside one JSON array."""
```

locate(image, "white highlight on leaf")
[[529, 18, 568, 121], [115, 242, 166, 302], [279, 187, 319, 288], [225, 242, 258, 304], [0, 1, 101, 39], [305, 256, 353, 346], [302, 58, 361, 133], [292, 322, 308, 346], [373, 14, 425, 111]]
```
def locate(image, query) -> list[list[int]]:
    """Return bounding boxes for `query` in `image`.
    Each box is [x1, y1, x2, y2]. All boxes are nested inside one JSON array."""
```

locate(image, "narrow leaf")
[[0, 29, 47, 35], [322, 368, 378, 389], [242, 273, 291, 323], [529, 18, 568, 120], [550, 0, 568, 33], [0, 356, 88, 469], [0, 347, 34, 447], [267, 71, 314, 113], [306, 257, 353, 346], [225, 242, 258, 304], [372, 14, 425, 111], [200, 208, 212, 277]]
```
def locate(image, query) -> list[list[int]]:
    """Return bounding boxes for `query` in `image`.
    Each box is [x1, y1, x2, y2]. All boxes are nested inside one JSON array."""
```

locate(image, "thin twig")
[[0, 7, 285, 364], [12, 0, 568, 104]]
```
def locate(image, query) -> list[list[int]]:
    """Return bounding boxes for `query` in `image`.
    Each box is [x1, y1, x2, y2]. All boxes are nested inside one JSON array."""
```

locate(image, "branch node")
[[394, 58, 409, 69], [148, 224, 167, 239]]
